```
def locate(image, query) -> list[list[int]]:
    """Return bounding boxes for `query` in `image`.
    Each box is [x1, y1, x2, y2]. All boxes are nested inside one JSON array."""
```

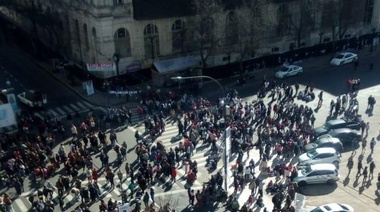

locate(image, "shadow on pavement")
[[297, 183, 338, 196]]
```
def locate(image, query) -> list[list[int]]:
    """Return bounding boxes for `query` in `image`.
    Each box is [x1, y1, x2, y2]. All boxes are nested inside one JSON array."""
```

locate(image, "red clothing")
[[171, 168, 177, 178]]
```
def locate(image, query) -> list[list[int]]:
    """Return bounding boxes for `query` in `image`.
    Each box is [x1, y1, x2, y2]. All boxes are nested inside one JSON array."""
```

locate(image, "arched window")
[[277, 4, 291, 36], [83, 24, 89, 51], [114, 28, 132, 58], [172, 20, 185, 52], [74, 19, 81, 46], [92, 27, 97, 62], [226, 12, 238, 46], [144, 24, 159, 59], [65, 15, 72, 55]]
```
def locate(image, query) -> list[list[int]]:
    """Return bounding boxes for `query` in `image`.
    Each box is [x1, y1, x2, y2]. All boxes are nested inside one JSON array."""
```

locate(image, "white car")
[[330, 52, 358, 66], [293, 163, 340, 186], [298, 147, 340, 167], [275, 65, 303, 78], [310, 203, 354, 212]]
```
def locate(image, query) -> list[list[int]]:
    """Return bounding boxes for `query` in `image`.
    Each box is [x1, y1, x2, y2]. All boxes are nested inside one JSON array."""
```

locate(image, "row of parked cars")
[[292, 119, 362, 188]]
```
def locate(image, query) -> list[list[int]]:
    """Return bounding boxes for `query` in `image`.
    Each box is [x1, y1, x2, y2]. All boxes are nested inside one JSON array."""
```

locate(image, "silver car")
[[293, 164, 340, 186]]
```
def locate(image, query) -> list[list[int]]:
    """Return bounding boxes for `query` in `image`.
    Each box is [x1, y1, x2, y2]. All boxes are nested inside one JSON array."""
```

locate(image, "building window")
[[83, 24, 89, 52], [172, 20, 185, 53], [74, 19, 81, 46], [114, 28, 132, 58], [113, 0, 123, 6], [276, 4, 291, 36], [226, 12, 238, 46], [364, 0, 374, 24], [144, 24, 159, 59]]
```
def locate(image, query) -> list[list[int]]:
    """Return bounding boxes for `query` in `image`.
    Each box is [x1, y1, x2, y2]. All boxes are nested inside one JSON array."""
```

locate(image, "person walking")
[[370, 137, 376, 153], [150, 188, 155, 204], [357, 159, 363, 176], [365, 122, 370, 138], [189, 189, 195, 206], [370, 161, 376, 179], [361, 139, 367, 154], [143, 192, 150, 207], [362, 166, 368, 185], [318, 91, 323, 108]]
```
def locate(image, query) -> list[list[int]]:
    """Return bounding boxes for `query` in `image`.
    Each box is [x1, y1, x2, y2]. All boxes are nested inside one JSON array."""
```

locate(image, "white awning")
[[153, 56, 200, 74]]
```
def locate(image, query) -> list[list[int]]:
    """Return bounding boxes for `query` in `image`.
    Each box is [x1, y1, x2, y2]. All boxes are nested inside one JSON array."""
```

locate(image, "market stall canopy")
[[153, 56, 200, 74]]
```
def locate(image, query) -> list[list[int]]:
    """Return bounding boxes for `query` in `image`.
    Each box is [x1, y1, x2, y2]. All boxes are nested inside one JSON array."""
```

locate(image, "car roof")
[[283, 65, 301, 69], [326, 119, 346, 125], [314, 147, 337, 154], [310, 163, 337, 171], [340, 52, 357, 55], [330, 128, 360, 134], [316, 137, 340, 144], [319, 203, 351, 211]]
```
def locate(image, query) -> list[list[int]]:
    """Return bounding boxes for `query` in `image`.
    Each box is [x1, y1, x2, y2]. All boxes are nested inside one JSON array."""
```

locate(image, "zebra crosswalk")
[[13, 173, 204, 211], [133, 118, 219, 189], [1, 101, 98, 133]]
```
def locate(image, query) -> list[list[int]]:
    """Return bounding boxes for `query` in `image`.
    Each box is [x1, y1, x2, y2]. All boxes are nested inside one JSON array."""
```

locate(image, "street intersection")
[[2, 40, 380, 211]]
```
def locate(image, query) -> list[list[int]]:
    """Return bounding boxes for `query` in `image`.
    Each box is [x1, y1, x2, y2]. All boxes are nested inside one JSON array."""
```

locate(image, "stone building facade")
[[0, 0, 377, 78]]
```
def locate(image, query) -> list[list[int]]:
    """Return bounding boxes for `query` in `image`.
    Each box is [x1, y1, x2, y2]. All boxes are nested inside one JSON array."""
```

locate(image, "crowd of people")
[[0, 73, 372, 212]]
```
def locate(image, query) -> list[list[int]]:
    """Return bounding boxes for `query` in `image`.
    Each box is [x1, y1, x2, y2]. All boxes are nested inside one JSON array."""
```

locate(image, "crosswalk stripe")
[[70, 103, 81, 111], [48, 109, 60, 118], [55, 107, 66, 115], [63, 105, 74, 113], [82, 101, 95, 108], [14, 198, 28, 211], [97, 107, 108, 114], [76, 102, 88, 110]]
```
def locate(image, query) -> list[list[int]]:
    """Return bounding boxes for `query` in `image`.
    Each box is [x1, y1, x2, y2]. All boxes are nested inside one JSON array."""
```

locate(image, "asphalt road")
[[0, 43, 82, 109], [3, 38, 380, 212]]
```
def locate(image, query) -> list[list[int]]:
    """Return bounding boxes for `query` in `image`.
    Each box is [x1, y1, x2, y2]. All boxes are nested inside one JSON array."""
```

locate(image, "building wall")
[[0, 0, 375, 75]]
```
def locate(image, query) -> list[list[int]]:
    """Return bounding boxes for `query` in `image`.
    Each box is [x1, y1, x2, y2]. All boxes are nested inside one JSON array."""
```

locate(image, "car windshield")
[[335, 54, 344, 59], [280, 67, 289, 72], [322, 122, 332, 130], [310, 208, 324, 212], [301, 165, 312, 175], [306, 149, 318, 158]]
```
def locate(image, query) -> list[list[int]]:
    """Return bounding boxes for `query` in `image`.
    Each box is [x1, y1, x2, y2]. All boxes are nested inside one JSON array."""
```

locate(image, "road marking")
[[70, 103, 80, 111], [82, 101, 95, 108], [76, 102, 88, 110], [48, 109, 60, 117], [55, 107, 66, 115], [14, 198, 28, 211], [63, 105, 74, 113]]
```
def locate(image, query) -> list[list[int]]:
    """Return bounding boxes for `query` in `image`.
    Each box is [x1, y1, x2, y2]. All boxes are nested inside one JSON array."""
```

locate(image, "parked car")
[[313, 119, 361, 137], [316, 128, 362, 146], [298, 147, 341, 167], [293, 164, 340, 186], [17, 90, 46, 107], [304, 137, 344, 153], [330, 52, 358, 66], [310, 203, 354, 212], [275, 65, 303, 79]]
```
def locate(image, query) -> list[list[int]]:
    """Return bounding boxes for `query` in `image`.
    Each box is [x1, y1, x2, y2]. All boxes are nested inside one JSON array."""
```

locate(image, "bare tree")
[[321, 0, 365, 52], [232, 0, 272, 74], [192, 0, 220, 71], [289, 0, 317, 47]]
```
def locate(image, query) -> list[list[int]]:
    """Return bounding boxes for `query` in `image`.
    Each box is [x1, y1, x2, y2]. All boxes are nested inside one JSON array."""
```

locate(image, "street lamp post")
[[113, 53, 120, 77], [370, 28, 376, 52], [170, 76, 225, 97], [171, 75, 228, 191]]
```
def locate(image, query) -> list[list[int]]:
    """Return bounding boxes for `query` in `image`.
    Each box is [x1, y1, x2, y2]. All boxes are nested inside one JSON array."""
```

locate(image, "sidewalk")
[[17, 43, 379, 109]]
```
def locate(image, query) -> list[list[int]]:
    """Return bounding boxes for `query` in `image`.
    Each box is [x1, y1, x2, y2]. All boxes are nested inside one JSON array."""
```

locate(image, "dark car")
[[313, 119, 361, 137], [304, 137, 344, 153], [316, 128, 362, 146]]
